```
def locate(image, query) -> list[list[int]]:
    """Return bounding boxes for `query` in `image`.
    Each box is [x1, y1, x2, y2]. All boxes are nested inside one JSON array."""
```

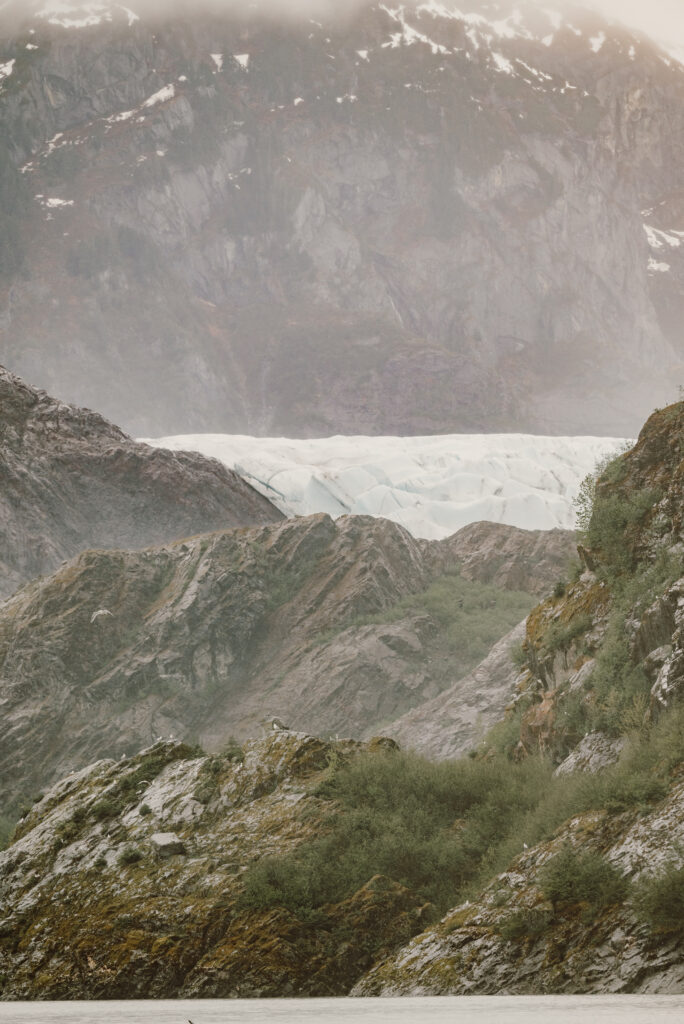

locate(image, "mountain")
[[7, 403, 684, 997], [0, 511, 575, 819], [0, 365, 282, 598], [0, 0, 682, 437]]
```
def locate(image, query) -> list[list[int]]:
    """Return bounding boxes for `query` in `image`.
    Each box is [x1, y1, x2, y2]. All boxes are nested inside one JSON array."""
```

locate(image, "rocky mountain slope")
[[0, 511, 575, 818], [0, 366, 282, 598], [0, 1, 682, 436], [354, 399, 684, 993], [0, 732, 435, 998], [355, 771, 684, 995]]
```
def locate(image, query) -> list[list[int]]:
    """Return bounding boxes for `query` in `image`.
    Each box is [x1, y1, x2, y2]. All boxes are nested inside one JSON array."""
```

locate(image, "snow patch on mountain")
[[36, 2, 138, 28], [141, 433, 629, 540]]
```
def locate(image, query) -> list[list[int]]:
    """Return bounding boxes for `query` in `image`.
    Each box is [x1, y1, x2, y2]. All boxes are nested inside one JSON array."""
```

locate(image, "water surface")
[[2, 997, 684, 1023]]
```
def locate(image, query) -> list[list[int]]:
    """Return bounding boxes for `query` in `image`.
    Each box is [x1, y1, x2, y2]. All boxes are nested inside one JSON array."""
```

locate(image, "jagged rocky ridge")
[[0, 510, 575, 815], [0, 365, 282, 599], [0, 1, 683, 436]]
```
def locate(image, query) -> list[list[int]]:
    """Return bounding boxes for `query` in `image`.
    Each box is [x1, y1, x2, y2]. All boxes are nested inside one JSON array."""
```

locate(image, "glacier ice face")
[[141, 433, 630, 540]]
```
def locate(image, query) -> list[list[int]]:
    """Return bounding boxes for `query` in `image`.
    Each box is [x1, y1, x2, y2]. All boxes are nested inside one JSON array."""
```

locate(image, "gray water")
[[1, 997, 684, 1023]]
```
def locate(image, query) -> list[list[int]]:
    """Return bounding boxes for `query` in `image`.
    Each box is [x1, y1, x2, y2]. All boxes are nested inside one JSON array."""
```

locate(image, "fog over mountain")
[[1, 0, 684, 437]]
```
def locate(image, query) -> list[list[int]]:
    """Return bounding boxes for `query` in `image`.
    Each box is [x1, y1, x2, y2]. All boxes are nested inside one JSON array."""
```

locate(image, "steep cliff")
[[0, 1, 682, 436], [0, 365, 282, 598]]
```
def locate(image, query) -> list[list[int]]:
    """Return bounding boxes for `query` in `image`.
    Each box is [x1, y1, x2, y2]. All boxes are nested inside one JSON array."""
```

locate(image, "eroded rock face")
[[0, 366, 282, 598], [0, 3, 682, 436], [0, 732, 431, 999], [354, 781, 684, 996]]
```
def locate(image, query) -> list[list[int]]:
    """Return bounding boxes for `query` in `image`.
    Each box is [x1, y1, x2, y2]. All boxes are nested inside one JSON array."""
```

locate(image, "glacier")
[[141, 434, 630, 540]]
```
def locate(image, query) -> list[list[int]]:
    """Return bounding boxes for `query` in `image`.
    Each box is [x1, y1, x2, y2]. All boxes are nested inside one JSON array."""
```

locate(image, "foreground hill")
[[0, 366, 282, 598], [0, 1, 682, 435], [0, 512, 574, 818], [0, 733, 435, 998], [356, 399, 684, 993]]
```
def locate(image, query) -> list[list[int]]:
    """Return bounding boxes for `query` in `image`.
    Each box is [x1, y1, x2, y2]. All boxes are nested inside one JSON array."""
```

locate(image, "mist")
[[117, 0, 684, 49], [3, 0, 682, 46]]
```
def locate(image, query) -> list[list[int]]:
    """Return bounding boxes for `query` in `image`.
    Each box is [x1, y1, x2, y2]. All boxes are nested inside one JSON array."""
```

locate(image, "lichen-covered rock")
[[0, 732, 429, 1000]]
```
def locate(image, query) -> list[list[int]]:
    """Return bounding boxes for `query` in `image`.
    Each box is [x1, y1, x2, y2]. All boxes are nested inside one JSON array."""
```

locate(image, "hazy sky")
[[588, 0, 684, 48], [140, 1, 684, 50], [13, 1, 684, 52]]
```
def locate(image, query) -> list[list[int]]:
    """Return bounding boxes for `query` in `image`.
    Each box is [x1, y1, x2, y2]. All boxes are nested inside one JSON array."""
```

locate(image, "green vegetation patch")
[[539, 845, 628, 915], [317, 571, 535, 684], [635, 863, 684, 934], [241, 702, 684, 922]]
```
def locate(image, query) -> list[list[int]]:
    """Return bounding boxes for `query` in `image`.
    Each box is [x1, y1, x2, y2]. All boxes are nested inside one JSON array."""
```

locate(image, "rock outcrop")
[[433, 523, 578, 598], [0, 2, 682, 436], [0, 366, 282, 598], [0, 732, 432, 999]]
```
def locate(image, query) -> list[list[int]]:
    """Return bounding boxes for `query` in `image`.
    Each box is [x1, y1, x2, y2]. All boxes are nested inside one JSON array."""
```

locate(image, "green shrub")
[[586, 488, 660, 575], [511, 643, 528, 671], [0, 814, 16, 851], [541, 615, 593, 657], [553, 580, 566, 600], [139, 803, 152, 817], [92, 798, 117, 822], [222, 737, 245, 763], [239, 702, 684, 926], [539, 845, 628, 914], [634, 863, 684, 933], [242, 749, 553, 916], [118, 846, 143, 866], [498, 907, 551, 941]]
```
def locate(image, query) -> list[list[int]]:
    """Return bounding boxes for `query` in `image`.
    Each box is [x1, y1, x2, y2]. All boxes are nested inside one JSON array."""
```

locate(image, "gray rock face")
[[383, 620, 527, 760], [0, 2, 681, 436], [150, 832, 185, 858], [432, 523, 578, 598], [554, 732, 626, 777], [0, 366, 283, 598]]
